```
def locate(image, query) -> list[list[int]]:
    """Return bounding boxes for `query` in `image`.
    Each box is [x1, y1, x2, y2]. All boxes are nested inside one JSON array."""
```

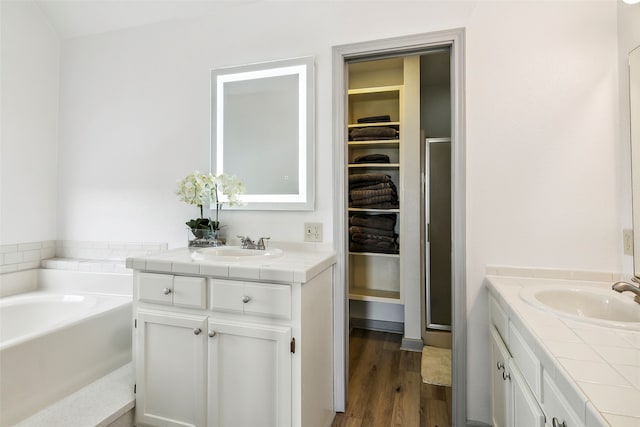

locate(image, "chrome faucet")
[[237, 236, 270, 250], [612, 278, 640, 304]]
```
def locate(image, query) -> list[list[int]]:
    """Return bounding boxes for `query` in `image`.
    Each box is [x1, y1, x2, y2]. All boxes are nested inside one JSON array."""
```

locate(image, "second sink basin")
[[519, 285, 640, 330], [190, 246, 283, 262]]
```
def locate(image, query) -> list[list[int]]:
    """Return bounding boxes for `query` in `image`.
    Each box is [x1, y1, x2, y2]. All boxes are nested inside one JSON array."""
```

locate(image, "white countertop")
[[126, 242, 336, 284], [487, 275, 640, 427]]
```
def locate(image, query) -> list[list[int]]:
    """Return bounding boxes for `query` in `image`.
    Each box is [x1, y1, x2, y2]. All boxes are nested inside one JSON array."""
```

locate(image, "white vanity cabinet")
[[132, 266, 334, 427], [489, 295, 578, 427]]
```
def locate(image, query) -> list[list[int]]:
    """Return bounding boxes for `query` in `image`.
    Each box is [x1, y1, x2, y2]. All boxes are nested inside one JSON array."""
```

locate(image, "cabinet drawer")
[[139, 273, 174, 304], [509, 323, 541, 399], [542, 371, 583, 427], [211, 279, 291, 319], [490, 297, 509, 344], [138, 273, 206, 308], [173, 276, 207, 309]]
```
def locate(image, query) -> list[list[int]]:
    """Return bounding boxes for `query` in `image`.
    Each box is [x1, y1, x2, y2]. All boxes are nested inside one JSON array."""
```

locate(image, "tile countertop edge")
[[485, 275, 640, 426], [126, 246, 337, 284]]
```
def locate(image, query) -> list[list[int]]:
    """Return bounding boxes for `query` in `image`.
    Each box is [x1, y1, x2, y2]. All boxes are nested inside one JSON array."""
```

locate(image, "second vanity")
[[487, 272, 640, 427], [126, 243, 336, 427]]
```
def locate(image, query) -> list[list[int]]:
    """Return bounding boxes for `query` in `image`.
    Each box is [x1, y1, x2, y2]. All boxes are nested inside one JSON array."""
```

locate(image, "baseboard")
[[466, 421, 491, 427], [350, 318, 404, 334], [400, 337, 424, 352]]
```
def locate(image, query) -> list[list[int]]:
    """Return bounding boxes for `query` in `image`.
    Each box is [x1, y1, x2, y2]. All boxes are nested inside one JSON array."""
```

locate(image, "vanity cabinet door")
[[135, 310, 208, 427], [510, 360, 545, 427], [207, 319, 292, 427], [490, 326, 512, 427]]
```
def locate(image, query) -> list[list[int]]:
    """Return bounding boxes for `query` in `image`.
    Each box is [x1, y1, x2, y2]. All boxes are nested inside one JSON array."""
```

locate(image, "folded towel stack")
[[349, 213, 399, 254], [349, 173, 399, 209], [349, 127, 399, 141]]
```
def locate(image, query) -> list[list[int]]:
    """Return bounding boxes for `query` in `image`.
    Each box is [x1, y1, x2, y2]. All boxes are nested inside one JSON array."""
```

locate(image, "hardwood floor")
[[331, 328, 452, 427]]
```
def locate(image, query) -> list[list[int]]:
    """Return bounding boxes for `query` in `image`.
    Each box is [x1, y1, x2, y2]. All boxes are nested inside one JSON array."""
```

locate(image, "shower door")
[[424, 137, 452, 330]]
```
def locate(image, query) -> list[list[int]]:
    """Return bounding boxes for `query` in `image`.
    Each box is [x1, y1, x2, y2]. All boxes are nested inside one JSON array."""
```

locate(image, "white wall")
[[0, 1, 59, 245], [55, 1, 620, 424]]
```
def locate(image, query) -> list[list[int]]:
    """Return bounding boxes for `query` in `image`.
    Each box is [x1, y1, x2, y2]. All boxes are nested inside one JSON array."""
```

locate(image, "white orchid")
[[176, 171, 245, 231]]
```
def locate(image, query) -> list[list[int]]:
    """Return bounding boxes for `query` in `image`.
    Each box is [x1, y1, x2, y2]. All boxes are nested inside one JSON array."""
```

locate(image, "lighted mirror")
[[630, 46, 640, 276], [211, 57, 315, 210]]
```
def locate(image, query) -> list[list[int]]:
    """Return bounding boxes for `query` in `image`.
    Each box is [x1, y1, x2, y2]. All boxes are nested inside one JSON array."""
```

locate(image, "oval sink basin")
[[519, 285, 640, 330], [190, 246, 283, 262]]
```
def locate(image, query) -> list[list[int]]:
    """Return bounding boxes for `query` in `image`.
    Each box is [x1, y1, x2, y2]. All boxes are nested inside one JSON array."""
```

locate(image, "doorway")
[[332, 29, 466, 425]]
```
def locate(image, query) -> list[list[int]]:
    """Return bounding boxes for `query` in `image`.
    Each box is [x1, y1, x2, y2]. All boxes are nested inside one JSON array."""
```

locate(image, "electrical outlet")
[[624, 229, 634, 256], [304, 222, 323, 242]]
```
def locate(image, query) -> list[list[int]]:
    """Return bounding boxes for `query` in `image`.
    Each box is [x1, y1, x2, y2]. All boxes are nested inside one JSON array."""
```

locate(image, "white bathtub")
[[0, 269, 132, 426]]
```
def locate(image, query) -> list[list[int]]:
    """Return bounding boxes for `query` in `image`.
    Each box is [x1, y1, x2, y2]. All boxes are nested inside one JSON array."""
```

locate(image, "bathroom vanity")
[[126, 244, 336, 427], [487, 273, 640, 427]]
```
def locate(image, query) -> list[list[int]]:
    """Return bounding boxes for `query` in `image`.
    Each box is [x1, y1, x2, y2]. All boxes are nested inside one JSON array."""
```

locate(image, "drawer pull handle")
[[496, 361, 504, 371], [552, 418, 567, 427], [241, 295, 251, 303], [502, 371, 510, 381], [208, 330, 216, 338], [163, 287, 172, 295], [193, 328, 202, 336]]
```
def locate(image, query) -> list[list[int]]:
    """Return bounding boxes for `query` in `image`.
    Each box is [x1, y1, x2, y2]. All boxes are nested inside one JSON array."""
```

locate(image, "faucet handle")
[[257, 237, 270, 250]]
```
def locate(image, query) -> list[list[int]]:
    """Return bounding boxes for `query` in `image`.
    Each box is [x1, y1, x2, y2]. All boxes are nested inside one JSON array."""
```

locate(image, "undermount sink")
[[519, 285, 640, 330], [190, 246, 283, 262]]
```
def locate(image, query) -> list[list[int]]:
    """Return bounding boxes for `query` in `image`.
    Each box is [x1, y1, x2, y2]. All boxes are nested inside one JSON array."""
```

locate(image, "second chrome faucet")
[[237, 235, 270, 250]]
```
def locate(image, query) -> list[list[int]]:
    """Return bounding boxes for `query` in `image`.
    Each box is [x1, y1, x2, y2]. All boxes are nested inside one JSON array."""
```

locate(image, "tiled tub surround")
[[0, 240, 167, 274], [0, 269, 134, 426], [487, 274, 640, 426]]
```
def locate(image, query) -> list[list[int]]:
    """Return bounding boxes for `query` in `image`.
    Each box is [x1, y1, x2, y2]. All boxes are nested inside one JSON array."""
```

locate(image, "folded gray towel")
[[349, 173, 392, 186], [350, 127, 398, 139], [350, 187, 397, 201], [354, 154, 390, 164], [350, 213, 396, 230], [349, 226, 396, 238]]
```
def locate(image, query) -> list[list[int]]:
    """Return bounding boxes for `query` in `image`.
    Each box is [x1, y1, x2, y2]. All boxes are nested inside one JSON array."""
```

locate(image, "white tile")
[[591, 345, 640, 366], [172, 262, 200, 275], [41, 240, 55, 248], [40, 247, 56, 259], [558, 358, 630, 387], [229, 265, 260, 281], [570, 270, 615, 283], [601, 413, 640, 427], [200, 263, 229, 277], [573, 328, 633, 347], [0, 264, 17, 274], [17, 261, 40, 271], [585, 402, 611, 427], [125, 258, 133, 269], [18, 242, 42, 251], [0, 244, 18, 253], [544, 341, 602, 362], [259, 267, 293, 283], [22, 250, 41, 262], [533, 268, 572, 280], [3, 251, 22, 265], [577, 382, 640, 417], [145, 259, 172, 273], [612, 364, 640, 389]]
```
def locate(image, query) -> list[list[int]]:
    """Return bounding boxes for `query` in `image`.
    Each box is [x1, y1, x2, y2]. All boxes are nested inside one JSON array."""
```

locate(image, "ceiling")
[[35, 0, 258, 40]]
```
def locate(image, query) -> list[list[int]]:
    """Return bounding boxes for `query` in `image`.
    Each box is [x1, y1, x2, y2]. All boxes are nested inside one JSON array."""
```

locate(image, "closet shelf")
[[349, 288, 402, 304], [348, 163, 399, 168], [348, 140, 399, 147], [349, 251, 400, 258], [348, 85, 403, 96], [347, 207, 400, 213], [348, 122, 400, 129]]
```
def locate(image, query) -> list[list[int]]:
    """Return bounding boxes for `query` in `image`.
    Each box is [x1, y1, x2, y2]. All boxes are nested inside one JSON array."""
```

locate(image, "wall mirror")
[[630, 46, 640, 276], [211, 57, 315, 210]]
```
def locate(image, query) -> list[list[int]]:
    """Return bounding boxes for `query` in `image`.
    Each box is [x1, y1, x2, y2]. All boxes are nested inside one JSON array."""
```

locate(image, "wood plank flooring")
[[331, 328, 452, 427]]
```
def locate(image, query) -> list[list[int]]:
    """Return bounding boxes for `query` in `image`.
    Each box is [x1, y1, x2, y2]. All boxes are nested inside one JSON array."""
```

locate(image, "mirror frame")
[[630, 46, 640, 277], [211, 57, 315, 211]]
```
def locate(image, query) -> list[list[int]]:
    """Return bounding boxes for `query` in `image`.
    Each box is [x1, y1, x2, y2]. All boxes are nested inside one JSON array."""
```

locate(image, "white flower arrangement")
[[176, 171, 245, 233]]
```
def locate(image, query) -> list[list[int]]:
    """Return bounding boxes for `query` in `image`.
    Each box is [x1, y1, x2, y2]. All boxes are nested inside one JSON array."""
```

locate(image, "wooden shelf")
[[348, 207, 400, 213], [348, 163, 399, 169], [348, 85, 403, 96], [348, 122, 400, 129], [349, 288, 402, 304], [348, 140, 400, 147]]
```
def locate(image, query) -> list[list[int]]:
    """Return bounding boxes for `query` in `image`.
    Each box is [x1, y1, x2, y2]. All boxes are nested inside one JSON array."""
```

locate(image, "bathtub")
[[0, 269, 132, 426]]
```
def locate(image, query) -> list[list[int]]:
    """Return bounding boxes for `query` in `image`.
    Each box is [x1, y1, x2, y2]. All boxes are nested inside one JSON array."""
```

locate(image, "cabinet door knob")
[[502, 371, 511, 381], [241, 295, 251, 303], [496, 361, 504, 371], [208, 330, 216, 338], [193, 328, 202, 335], [163, 287, 172, 295], [552, 417, 567, 427]]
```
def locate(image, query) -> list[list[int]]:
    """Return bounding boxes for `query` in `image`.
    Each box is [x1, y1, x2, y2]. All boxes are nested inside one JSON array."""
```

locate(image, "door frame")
[[331, 28, 466, 425]]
